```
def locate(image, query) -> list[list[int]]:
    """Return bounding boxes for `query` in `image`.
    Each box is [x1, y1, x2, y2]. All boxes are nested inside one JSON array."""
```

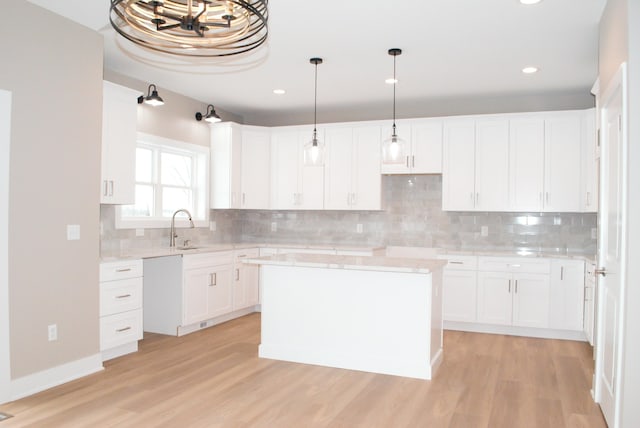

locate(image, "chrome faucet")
[[170, 209, 195, 247]]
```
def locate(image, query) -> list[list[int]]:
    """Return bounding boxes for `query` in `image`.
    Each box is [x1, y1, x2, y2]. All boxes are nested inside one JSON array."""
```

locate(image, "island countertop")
[[244, 253, 447, 274]]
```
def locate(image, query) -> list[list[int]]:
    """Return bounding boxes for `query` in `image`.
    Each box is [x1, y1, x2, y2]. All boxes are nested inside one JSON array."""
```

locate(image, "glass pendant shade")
[[304, 131, 324, 166], [381, 128, 406, 164]]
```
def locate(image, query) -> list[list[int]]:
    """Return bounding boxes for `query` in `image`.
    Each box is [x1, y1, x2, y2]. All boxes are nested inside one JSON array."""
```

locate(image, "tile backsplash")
[[101, 175, 597, 255]]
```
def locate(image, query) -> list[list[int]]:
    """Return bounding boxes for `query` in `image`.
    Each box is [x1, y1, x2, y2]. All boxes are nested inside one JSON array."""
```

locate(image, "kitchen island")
[[244, 253, 446, 380]]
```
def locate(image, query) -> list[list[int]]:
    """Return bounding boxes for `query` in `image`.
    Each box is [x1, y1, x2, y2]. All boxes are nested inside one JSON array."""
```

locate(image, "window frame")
[[115, 133, 210, 229]]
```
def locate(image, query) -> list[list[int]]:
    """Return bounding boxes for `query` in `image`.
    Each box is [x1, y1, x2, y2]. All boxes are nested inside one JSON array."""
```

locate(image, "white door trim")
[[0, 89, 12, 404]]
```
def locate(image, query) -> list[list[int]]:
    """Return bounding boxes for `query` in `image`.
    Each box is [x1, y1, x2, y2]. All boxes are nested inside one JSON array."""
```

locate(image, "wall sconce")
[[137, 84, 164, 106], [195, 104, 222, 123]]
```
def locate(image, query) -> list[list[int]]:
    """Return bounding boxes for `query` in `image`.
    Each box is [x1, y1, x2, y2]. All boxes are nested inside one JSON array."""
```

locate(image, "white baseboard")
[[9, 354, 103, 402], [102, 341, 138, 362], [177, 306, 257, 336], [444, 321, 587, 341]]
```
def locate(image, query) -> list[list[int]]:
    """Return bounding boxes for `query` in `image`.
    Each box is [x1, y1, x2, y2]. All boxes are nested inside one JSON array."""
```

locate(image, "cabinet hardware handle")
[[545, 192, 549, 204], [115, 294, 131, 299], [351, 193, 357, 206], [508, 279, 511, 293], [209, 273, 217, 286], [450, 261, 464, 265], [539, 192, 543, 205], [560, 266, 564, 280], [595, 268, 607, 277], [476, 193, 479, 205], [237, 254, 246, 258], [115, 268, 131, 272], [515, 280, 518, 293], [116, 326, 131, 333], [242, 192, 246, 205], [586, 192, 591, 206], [236, 268, 240, 281], [103, 180, 108, 196], [412, 155, 416, 168], [406, 156, 410, 168], [109, 180, 114, 197]]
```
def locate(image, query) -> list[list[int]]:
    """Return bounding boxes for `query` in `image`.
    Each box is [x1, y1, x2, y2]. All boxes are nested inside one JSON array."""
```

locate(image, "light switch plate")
[[66, 224, 80, 241]]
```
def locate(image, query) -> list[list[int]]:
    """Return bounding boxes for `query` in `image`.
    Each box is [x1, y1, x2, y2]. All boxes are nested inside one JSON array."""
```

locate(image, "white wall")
[[0, 90, 11, 403]]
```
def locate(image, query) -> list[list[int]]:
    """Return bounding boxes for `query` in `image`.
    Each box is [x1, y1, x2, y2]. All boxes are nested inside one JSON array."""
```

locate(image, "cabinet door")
[[475, 119, 509, 210], [379, 121, 411, 174], [549, 260, 585, 331], [351, 125, 381, 210], [299, 128, 325, 210], [443, 269, 477, 322], [210, 122, 242, 209], [270, 130, 300, 209], [101, 81, 137, 204], [509, 117, 545, 211], [241, 127, 271, 209], [582, 109, 598, 212], [182, 266, 211, 325], [207, 265, 233, 318], [477, 271, 512, 325], [512, 273, 550, 328], [442, 120, 476, 211], [544, 114, 582, 212], [324, 127, 354, 210], [411, 120, 443, 174]]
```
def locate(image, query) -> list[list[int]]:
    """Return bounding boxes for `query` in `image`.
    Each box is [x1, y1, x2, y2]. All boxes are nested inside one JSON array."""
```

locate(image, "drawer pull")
[[509, 264, 521, 268], [515, 280, 518, 293], [236, 268, 240, 281], [209, 273, 217, 286], [237, 254, 247, 258], [116, 326, 131, 333], [115, 268, 132, 272], [449, 261, 464, 265], [508, 279, 511, 293], [115, 294, 131, 299]]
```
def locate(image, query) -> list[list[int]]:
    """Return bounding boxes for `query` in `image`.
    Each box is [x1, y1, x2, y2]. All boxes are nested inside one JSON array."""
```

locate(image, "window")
[[116, 133, 209, 229]]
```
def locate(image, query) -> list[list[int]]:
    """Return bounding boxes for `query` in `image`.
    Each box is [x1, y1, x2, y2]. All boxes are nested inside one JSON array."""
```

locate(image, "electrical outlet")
[[199, 321, 207, 328], [271, 222, 277, 232], [481, 225, 488, 237], [66, 225, 80, 241], [356, 223, 363, 234], [48, 324, 57, 341], [209, 221, 216, 231], [135, 228, 144, 237]]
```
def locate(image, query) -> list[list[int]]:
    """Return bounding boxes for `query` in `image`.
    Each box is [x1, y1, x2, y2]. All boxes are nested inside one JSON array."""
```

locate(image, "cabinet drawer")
[[100, 277, 143, 316], [439, 255, 477, 271], [100, 259, 143, 281], [100, 309, 142, 351], [478, 257, 550, 274], [183, 251, 233, 270], [234, 248, 260, 260]]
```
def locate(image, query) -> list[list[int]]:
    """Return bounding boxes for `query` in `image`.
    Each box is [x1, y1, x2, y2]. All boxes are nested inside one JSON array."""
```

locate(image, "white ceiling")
[[28, 0, 606, 125]]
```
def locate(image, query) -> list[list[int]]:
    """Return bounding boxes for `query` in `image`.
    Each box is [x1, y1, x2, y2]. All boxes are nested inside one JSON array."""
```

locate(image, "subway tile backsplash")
[[101, 175, 596, 255]]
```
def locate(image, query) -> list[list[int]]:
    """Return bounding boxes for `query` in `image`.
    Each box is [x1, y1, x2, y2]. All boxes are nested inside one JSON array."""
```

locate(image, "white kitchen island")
[[244, 253, 446, 380]]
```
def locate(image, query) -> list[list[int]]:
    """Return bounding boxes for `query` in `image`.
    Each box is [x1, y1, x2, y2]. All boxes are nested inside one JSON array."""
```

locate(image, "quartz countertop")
[[244, 253, 447, 274], [439, 249, 596, 263]]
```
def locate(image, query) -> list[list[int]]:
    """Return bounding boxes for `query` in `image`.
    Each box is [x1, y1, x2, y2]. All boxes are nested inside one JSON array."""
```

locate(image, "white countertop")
[[244, 253, 447, 274]]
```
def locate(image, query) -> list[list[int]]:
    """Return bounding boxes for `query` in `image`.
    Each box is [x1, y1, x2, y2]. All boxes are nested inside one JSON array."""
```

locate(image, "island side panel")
[[430, 266, 444, 373], [259, 264, 436, 379]]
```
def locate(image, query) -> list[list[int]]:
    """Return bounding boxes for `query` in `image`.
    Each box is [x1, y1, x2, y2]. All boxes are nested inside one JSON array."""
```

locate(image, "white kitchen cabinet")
[[477, 257, 550, 329], [441, 255, 478, 323], [442, 118, 509, 211], [582, 109, 598, 212], [233, 248, 260, 310], [240, 126, 271, 209], [99, 259, 143, 361], [270, 128, 324, 210], [210, 122, 242, 209], [183, 252, 234, 324], [543, 112, 583, 212], [101, 81, 137, 204], [509, 117, 545, 211], [380, 119, 443, 174], [549, 259, 585, 331], [324, 125, 381, 210]]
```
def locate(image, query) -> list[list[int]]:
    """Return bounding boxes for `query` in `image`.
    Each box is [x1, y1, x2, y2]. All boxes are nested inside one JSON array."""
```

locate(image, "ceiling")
[[28, 0, 606, 126]]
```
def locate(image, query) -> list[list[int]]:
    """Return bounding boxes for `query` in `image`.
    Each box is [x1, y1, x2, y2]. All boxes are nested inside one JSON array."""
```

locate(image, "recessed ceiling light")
[[522, 66, 539, 74], [273, 89, 286, 95], [520, 0, 542, 5], [385, 78, 398, 84]]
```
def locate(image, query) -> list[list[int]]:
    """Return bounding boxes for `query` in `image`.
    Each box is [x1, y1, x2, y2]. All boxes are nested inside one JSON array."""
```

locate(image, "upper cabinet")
[[324, 125, 382, 210], [270, 127, 324, 210], [210, 122, 271, 209], [582, 108, 598, 213], [101, 81, 138, 204], [442, 110, 591, 213], [441, 118, 509, 211], [380, 119, 443, 174]]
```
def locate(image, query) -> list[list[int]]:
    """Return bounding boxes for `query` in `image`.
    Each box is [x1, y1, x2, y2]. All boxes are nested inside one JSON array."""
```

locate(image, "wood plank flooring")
[[0, 313, 606, 427]]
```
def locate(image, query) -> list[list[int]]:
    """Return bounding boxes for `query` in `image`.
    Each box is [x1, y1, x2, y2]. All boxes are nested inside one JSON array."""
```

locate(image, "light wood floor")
[[1, 313, 606, 427]]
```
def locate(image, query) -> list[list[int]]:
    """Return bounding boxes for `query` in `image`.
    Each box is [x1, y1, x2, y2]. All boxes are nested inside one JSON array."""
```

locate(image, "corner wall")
[[0, 1, 103, 380]]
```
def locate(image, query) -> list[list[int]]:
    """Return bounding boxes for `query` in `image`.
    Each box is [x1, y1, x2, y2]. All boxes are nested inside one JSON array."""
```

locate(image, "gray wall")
[[0, 1, 103, 378], [101, 175, 597, 256]]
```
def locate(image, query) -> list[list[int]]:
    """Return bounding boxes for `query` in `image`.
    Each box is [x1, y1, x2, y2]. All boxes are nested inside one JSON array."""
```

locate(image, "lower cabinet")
[[441, 255, 478, 323], [233, 248, 261, 310], [549, 259, 585, 331], [99, 259, 143, 361]]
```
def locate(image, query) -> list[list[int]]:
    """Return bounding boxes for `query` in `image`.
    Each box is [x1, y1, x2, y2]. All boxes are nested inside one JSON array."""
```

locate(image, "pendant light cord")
[[392, 53, 397, 134], [313, 60, 318, 136]]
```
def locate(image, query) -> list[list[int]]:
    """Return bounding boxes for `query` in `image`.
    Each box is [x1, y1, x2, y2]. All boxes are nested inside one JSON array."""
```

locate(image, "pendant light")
[[304, 57, 324, 167], [381, 48, 406, 165]]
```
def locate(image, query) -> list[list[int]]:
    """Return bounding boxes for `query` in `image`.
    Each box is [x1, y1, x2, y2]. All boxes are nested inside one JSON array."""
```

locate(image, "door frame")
[[594, 62, 628, 427], [0, 89, 11, 404]]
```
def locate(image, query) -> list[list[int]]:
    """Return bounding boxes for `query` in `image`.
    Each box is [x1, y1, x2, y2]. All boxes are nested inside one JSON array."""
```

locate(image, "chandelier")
[[109, 0, 268, 57]]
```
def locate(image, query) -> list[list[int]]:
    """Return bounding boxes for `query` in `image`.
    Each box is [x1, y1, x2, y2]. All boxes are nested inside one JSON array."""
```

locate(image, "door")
[[182, 267, 210, 325], [1, 89, 11, 404], [240, 127, 271, 209], [509, 117, 544, 211], [595, 63, 627, 428], [442, 269, 477, 322], [476, 271, 512, 325], [475, 119, 510, 210], [352, 125, 381, 210], [511, 273, 550, 328], [270, 130, 300, 209], [207, 265, 233, 318], [442, 120, 476, 210], [324, 127, 353, 210], [411, 120, 443, 173]]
